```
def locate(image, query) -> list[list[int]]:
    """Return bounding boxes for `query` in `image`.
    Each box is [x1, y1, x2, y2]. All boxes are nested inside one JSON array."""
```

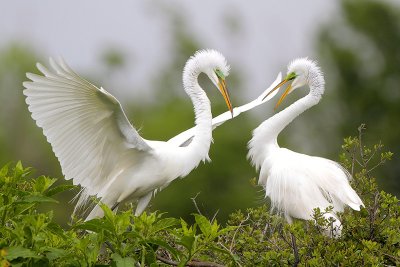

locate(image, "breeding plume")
[[248, 58, 364, 236], [23, 50, 233, 220]]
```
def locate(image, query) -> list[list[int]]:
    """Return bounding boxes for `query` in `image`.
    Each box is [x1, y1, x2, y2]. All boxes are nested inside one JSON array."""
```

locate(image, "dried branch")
[[369, 191, 380, 240], [358, 124, 366, 167], [290, 233, 300, 267], [191, 192, 202, 215], [211, 209, 219, 224]]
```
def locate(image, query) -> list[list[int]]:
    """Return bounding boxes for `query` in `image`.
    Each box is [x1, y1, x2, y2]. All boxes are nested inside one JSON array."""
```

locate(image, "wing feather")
[[23, 57, 152, 211]]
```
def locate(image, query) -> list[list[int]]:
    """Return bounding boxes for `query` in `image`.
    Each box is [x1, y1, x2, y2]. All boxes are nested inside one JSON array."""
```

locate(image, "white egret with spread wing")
[[23, 49, 233, 220], [248, 58, 364, 236]]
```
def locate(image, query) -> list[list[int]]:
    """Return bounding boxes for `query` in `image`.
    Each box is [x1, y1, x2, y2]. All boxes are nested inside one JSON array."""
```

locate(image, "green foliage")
[[1, 128, 399, 266], [0, 162, 234, 266]]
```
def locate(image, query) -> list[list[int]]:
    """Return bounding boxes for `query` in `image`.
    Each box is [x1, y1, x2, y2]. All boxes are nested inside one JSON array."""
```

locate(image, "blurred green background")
[[0, 0, 399, 225]]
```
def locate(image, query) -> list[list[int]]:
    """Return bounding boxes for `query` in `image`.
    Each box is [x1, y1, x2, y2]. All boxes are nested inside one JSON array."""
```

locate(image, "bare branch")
[[191, 192, 202, 215], [358, 124, 366, 167], [291, 233, 300, 267], [211, 209, 219, 224], [230, 213, 251, 251]]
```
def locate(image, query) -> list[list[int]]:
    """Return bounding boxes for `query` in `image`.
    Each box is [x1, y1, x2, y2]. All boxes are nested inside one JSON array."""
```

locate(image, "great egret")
[[248, 58, 364, 236], [23, 49, 234, 220]]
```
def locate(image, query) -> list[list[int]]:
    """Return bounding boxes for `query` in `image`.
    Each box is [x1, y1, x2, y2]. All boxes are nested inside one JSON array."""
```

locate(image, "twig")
[[211, 209, 219, 224], [156, 254, 225, 267], [365, 141, 381, 165], [350, 147, 356, 176], [369, 192, 380, 240], [382, 252, 400, 263], [347, 150, 364, 169], [290, 233, 300, 267], [191, 192, 202, 215], [230, 213, 251, 251], [358, 124, 366, 166], [261, 222, 270, 241], [279, 229, 291, 247], [218, 242, 243, 267], [366, 162, 384, 174]]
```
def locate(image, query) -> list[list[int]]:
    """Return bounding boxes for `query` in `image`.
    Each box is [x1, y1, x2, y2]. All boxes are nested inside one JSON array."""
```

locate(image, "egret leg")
[[135, 191, 153, 216]]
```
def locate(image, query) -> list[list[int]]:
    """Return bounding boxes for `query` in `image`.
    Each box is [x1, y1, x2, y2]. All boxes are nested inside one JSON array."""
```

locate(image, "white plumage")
[[169, 72, 283, 145], [23, 49, 234, 220], [248, 58, 364, 236]]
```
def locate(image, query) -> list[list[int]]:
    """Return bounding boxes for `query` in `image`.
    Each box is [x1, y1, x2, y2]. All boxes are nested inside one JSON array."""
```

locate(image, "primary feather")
[[24, 58, 153, 215], [23, 50, 233, 219]]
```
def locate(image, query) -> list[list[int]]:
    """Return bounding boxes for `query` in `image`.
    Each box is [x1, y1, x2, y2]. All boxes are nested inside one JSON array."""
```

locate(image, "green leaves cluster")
[[1, 127, 399, 266], [0, 163, 234, 266]]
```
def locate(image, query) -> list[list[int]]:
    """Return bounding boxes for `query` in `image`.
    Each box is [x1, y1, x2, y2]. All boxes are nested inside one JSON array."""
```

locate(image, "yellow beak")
[[262, 78, 293, 109], [218, 78, 233, 117]]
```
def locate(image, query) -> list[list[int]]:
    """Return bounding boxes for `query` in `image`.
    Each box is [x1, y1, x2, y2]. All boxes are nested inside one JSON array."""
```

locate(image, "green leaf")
[[100, 202, 114, 222], [194, 214, 211, 237], [217, 225, 236, 236], [111, 253, 136, 267], [34, 176, 57, 193], [43, 247, 68, 261], [5, 246, 41, 261], [179, 235, 196, 252], [147, 238, 180, 260], [0, 163, 10, 177], [13, 161, 31, 178], [15, 161, 23, 173], [47, 222, 67, 239], [152, 218, 180, 233], [180, 219, 190, 235], [45, 184, 75, 197], [14, 203, 35, 216], [75, 218, 112, 233], [17, 195, 58, 204]]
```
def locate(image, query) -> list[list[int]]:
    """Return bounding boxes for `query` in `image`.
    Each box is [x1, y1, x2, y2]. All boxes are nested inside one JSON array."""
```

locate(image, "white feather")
[[168, 72, 282, 146], [23, 50, 232, 220], [248, 58, 364, 237]]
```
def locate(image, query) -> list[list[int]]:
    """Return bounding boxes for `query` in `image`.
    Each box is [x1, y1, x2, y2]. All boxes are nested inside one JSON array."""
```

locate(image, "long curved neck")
[[268, 95, 319, 138], [248, 83, 322, 170], [182, 66, 212, 163], [254, 78, 324, 145]]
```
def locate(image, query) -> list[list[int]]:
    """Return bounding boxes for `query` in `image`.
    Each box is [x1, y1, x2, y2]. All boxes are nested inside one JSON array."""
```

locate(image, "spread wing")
[[168, 72, 282, 147], [23, 58, 152, 203]]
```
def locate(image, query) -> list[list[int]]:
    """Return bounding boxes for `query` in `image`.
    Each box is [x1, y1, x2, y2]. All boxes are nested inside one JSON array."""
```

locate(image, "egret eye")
[[215, 69, 225, 79]]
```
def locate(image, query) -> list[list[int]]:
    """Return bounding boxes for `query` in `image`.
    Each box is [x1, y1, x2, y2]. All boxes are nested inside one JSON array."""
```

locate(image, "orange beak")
[[262, 78, 294, 109], [218, 78, 233, 117]]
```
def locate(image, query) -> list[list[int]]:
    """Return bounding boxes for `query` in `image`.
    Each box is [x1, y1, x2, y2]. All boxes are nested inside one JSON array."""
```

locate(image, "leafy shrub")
[[0, 126, 398, 266]]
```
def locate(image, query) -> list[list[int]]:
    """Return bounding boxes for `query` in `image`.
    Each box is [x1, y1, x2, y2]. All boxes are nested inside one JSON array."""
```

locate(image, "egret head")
[[263, 58, 322, 109], [184, 49, 233, 115]]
